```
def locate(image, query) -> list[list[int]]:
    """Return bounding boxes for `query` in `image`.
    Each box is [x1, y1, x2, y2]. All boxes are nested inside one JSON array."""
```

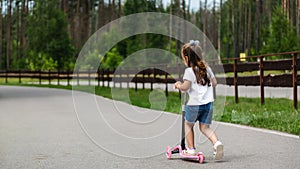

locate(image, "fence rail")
[[1, 51, 299, 109]]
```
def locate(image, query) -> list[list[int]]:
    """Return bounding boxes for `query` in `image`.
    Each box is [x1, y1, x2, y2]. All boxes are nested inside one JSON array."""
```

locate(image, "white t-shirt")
[[183, 67, 214, 105]]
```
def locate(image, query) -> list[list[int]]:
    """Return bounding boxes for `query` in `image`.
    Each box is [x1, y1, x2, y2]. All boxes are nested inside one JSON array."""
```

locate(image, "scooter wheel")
[[166, 146, 172, 159], [198, 154, 204, 163]]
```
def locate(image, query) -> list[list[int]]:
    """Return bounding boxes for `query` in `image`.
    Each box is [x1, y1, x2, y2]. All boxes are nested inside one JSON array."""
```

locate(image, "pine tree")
[[0, 0, 2, 69], [26, 0, 74, 70], [262, 7, 299, 54], [6, 0, 12, 69]]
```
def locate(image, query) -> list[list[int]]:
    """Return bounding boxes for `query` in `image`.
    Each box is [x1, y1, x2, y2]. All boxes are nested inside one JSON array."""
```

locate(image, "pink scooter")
[[166, 145, 205, 163], [165, 92, 205, 163]]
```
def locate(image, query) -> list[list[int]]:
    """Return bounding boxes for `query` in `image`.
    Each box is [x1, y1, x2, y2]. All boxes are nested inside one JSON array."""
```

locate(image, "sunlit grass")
[[214, 96, 299, 136], [224, 70, 290, 77]]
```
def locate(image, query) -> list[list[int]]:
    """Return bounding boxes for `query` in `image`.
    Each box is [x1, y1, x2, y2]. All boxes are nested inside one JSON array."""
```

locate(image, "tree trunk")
[[20, 0, 26, 60], [108, 0, 112, 22], [199, 0, 202, 21], [188, 0, 191, 21], [203, 0, 207, 53], [283, 0, 287, 17], [243, 0, 247, 51], [81, 0, 89, 45], [169, 0, 173, 52], [297, 0, 300, 45], [203, 0, 207, 37], [287, 0, 290, 20], [175, 0, 180, 55], [217, 0, 222, 63], [255, 0, 262, 54], [182, 0, 186, 19], [290, 0, 296, 27], [91, 0, 97, 35], [98, 0, 105, 28], [212, 0, 216, 48], [182, 0, 187, 41], [247, 0, 252, 57], [0, 0, 2, 69], [238, 1, 243, 55], [74, 0, 81, 51], [226, 0, 231, 59], [232, 0, 236, 58], [112, 0, 115, 21], [266, 0, 272, 28], [63, 0, 68, 13], [69, 1, 75, 49], [6, 0, 12, 69], [241, 0, 246, 52], [16, 1, 20, 63], [62, 0, 70, 36], [118, 0, 122, 18]]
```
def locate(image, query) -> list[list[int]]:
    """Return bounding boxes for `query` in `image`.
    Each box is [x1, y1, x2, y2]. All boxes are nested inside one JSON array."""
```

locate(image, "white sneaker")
[[213, 141, 224, 160], [182, 148, 196, 156]]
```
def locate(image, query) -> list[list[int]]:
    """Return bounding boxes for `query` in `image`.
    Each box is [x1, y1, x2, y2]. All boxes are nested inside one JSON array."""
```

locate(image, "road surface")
[[0, 86, 299, 169]]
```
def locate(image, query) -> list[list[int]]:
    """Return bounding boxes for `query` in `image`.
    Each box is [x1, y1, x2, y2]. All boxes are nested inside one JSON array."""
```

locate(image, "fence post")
[[107, 70, 110, 88], [113, 69, 116, 88], [19, 69, 21, 83], [120, 69, 122, 89], [97, 69, 100, 87], [211, 61, 216, 100], [57, 69, 60, 85], [101, 69, 105, 87], [48, 70, 51, 85], [259, 56, 265, 105], [126, 69, 129, 89], [151, 68, 154, 91], [165, 65, 168, 97], [67, 70, 70, 86], [77, 70, 79, 86], [5, 70, 8, 84], [88, 69, 91, 86], [292, 53, 298, 109], [234, 59, 238, 103], [39, 70, 41, 85], [142, 70, 145, 90], [177, 62, 182, 99], [135, 72, 138, 91]]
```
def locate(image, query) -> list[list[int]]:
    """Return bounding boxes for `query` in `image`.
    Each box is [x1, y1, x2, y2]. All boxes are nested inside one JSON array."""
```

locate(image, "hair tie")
[[189, 40, 200, 46]]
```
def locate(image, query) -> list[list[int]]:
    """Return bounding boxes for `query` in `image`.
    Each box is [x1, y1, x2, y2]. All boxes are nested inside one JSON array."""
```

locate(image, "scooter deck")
[[166, 145, 205, 163]]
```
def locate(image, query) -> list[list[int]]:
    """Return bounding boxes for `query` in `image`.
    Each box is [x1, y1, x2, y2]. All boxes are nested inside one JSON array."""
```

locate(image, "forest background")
[[0, 0, 299, 71]]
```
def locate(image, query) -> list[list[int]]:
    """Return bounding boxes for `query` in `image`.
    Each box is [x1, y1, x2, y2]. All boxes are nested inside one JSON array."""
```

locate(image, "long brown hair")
[[181, 42, 210, 86]]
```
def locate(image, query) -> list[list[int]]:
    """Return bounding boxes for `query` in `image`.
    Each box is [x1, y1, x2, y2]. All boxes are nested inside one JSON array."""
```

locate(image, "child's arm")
[[207, 66, 217, 87], [211, 77, 217, 87], [174, 80, 191, 91]]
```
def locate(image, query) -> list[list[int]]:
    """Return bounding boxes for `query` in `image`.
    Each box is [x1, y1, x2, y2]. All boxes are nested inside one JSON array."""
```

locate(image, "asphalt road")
[[0, 86, 299, 169]]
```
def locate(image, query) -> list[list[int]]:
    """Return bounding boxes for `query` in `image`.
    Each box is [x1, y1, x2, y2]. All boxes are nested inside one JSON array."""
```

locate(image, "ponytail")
[[193, 60, 210, 86], [182, 41, 211, 86]]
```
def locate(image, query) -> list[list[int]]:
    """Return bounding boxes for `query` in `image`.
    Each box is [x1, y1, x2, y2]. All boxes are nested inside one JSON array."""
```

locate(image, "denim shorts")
[[184, 102, 213, 125]]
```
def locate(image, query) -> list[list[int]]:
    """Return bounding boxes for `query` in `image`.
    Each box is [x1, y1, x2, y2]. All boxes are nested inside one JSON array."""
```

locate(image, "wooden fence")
[[0, 51, 299, 109], [212, 51, 299, 109]]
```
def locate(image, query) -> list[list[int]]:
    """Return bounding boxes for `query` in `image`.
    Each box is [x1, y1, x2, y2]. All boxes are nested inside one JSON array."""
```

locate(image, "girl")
[[174, 40, 224, 160]]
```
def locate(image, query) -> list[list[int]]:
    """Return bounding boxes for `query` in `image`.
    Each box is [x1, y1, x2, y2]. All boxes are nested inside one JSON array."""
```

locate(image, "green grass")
[[214, 97, 300, 136], [1, 82, 299, 136], [0, 78, 40, 83], [223, 70, 300, 77], [224, 70, 290, 77]]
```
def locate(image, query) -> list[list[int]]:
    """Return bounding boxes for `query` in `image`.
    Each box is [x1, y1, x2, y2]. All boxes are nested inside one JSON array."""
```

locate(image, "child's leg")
[[199, 123, 218, 144], [199, 123, 224, 160], [185, 122, 195, 149]]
